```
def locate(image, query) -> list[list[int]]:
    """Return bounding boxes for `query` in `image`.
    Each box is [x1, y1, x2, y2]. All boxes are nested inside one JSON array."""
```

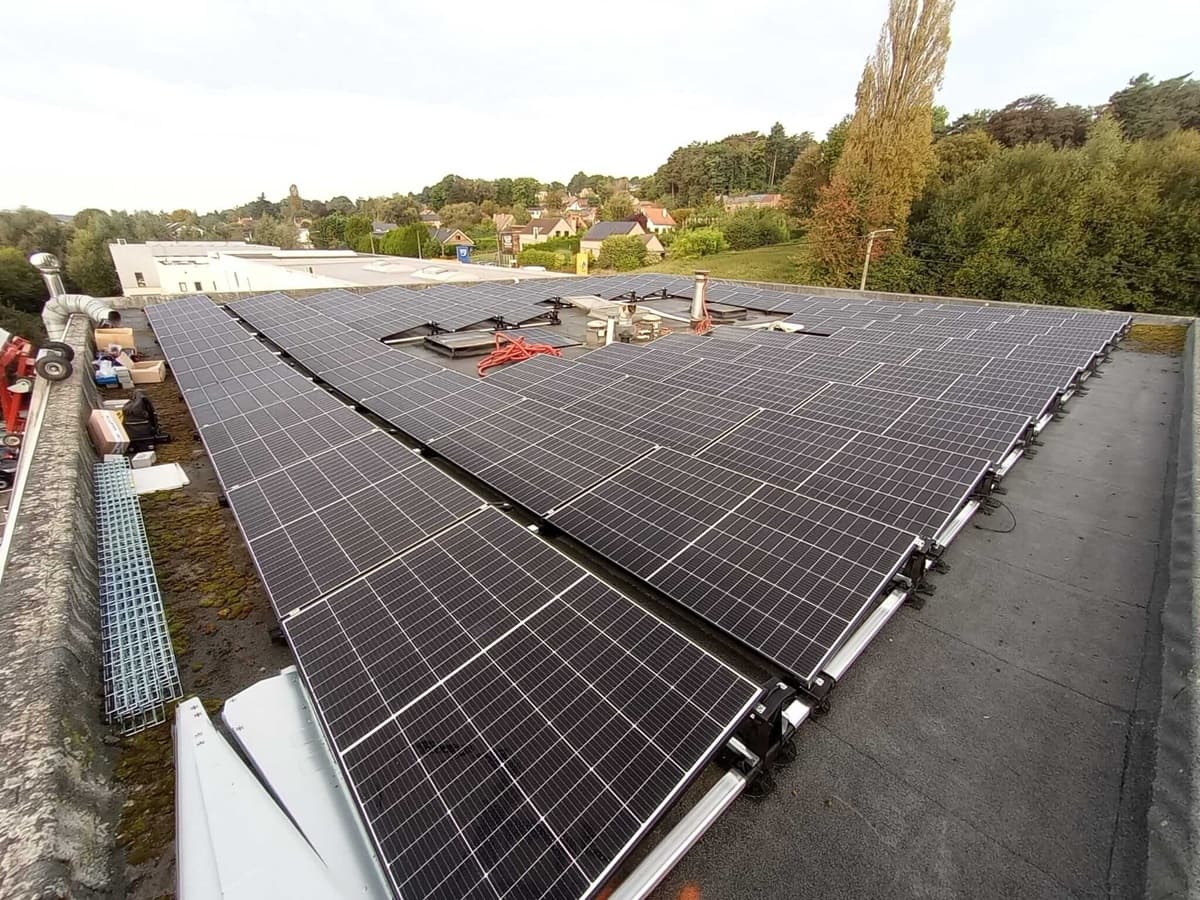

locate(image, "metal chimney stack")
[[690, 270, 709, 325], [30, 252, 65, 298]]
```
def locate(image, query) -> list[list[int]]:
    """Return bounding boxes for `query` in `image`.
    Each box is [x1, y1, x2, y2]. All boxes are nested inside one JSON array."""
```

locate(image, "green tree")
[[0, 247, 48, 313], [379, 224, 431, 257], [544, 187, 566, 211], [511, 177, 541, 208], [252, 215, 298, 249], [781, 143, 830, 218], [65, 227, 120, 296], [670, 227, 728, 258], [906, 119, 1200, 313], [311, 213, 347, 249], [945, 109, 992, 135], [378, 196, 420, 225], [597, 235, 648, 271], [567, 171, 588, 194], [804, 0, 954, 284], [985, 95, 1092, 149], [344, 215, 372, 250], [822, 116, 852, 168], [600, 193, 636, 221], [1109, 73, 1200, 140], [722, 208, 790, 250], [327, 195, 355, 214], [0, 209, 69, 260], [438, 202, 483, 231]]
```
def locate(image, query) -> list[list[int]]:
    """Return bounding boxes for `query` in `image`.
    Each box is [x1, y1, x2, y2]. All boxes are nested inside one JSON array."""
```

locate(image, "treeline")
[[779, 71, 1200, 313]]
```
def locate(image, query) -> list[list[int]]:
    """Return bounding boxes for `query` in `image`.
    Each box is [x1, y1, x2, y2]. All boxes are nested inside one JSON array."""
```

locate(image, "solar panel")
[[939, 374, 1062, 419], [794, 382, 920, 432], [856, 363, 964, 398], [550, 449, 763, 579], [430, 401, 655, 514], [695, 411, 859, 489], [794, 432, 991, 539], [649, 484, 920, 682], [228, 435, 482, 614], [285, 508, 762, 900], [883, 398, 1031, 464], [622, 391, 760, 453]]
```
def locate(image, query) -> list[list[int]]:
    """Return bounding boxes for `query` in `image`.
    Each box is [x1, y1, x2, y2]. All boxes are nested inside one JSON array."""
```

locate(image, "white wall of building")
[[109, 243, 159, 294]]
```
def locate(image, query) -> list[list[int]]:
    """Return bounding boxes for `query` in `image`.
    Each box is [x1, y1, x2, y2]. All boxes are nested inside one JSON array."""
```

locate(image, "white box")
[[130, 451, 157, 469]]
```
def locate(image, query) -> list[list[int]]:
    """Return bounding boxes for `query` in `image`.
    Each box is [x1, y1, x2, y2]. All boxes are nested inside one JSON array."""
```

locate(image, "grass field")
[[641, 241, 806, 284]]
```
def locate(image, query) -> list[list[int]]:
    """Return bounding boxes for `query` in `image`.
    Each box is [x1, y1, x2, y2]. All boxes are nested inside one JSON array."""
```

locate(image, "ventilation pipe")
[[30, 253, 114, 336], [690, 270, 709, 326]]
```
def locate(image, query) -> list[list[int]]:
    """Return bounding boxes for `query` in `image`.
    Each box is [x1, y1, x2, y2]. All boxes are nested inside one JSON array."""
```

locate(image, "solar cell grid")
[[939, 374, 1061, 419], [794, 382, 919, 431], [720, 369, 829, 412], [649, 484, 920, 682], [623, 391, 760, 453], [856, 363, 963, 398], [286, 509, 760, 900], [903, 348, 992, 375], [797, 432, 990, 538], [883, 398, 1031, 464], [696, 412, 860, 489], [550, 449, 762, 579]]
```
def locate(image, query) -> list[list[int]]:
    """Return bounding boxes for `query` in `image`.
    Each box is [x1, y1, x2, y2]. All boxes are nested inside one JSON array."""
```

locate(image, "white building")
[[107, 240, 563, 296]]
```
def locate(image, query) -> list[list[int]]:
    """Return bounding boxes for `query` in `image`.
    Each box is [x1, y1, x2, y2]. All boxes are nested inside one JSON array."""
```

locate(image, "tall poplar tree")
[[803, 0, 954, 285]]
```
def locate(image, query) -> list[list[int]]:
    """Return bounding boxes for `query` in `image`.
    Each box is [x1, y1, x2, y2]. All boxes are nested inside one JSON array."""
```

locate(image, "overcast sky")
[[0, 0, 1195, 214]]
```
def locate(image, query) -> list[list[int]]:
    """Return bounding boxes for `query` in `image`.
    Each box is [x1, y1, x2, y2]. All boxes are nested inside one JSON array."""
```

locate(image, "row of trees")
[[761, 0, 1200, 314]]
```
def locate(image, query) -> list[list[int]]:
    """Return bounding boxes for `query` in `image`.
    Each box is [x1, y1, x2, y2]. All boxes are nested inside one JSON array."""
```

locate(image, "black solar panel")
[[431, 401, 655, 514], [695, 412, 860, 489], [794, 383, 920, 432], [794, 432, 990, 539], [883, 398, 1031, 464], [285, 508, 762, 900], [649, 485, 920, 681], [550, 449, 762, 579]]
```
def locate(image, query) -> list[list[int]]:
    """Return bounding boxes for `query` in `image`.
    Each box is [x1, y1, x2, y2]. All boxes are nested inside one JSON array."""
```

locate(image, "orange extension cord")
[[477, 332, 562, 377]]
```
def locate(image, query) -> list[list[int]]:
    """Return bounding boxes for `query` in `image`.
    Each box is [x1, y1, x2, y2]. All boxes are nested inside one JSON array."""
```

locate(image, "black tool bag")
[[121, 390, 171, 452]]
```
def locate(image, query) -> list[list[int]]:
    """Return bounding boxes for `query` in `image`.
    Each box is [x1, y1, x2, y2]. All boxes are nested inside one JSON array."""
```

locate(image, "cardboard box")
[[129, 359, 166, 384], [88, 409, 130, 455], [94, 327, 136, 350], [129, 359, 165, 383], [130, 450, 156, 469]]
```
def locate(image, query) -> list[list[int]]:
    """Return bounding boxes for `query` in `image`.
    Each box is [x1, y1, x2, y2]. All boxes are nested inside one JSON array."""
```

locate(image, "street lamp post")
[[860, 228, 896, 292]]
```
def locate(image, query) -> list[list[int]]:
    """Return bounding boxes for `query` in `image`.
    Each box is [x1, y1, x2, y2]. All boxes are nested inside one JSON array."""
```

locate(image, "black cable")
[[973, 499, 1017, 534]]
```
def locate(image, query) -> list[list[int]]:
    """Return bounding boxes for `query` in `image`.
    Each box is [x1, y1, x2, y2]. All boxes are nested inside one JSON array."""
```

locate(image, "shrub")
[[597, 235, 647, 271], [518, 248, 559, 269], [722, 208, 790, 250], [670, 227, 728, 258]]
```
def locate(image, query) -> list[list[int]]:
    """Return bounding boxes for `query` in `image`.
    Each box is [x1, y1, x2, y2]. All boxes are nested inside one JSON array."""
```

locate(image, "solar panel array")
[[149, 295, 763, 900], [223, 281, 1129, 685], [290, 285, 557, 338]]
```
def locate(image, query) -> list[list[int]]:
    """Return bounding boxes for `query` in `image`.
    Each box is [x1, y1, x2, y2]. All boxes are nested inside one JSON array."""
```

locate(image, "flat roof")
[[114, 292, 1184, 898], [247, 254, 568, 286]]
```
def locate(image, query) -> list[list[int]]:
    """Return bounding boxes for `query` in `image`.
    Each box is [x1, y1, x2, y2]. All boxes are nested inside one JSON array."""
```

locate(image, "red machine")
[[1, 328, 74, 449]]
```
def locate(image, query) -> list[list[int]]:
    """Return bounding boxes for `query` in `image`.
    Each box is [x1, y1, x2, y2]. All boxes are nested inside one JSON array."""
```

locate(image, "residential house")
[[635, 203, 676, 234], [503, 217, 575, 255], [492, 212, 515, 233], [722, 193, 783, 212], [372, 221, 399, 237], [580, 220, 646, 259], [419, 210, 442, 228], [430, 227, 474, 250], [638, 233, 666, 261]]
